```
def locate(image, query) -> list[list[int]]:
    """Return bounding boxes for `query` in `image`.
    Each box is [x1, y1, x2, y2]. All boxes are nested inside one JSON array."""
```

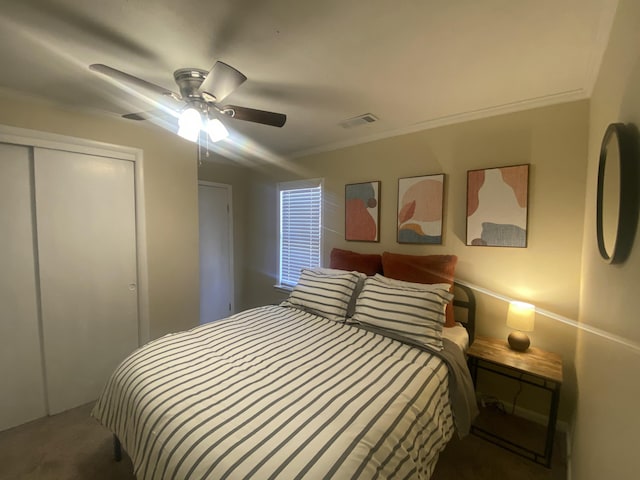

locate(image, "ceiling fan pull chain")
[[206, 131, 210, 159]]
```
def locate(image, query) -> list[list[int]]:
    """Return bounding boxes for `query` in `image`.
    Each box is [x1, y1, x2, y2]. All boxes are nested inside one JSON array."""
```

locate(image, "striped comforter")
[[92, 305, 458, 480]]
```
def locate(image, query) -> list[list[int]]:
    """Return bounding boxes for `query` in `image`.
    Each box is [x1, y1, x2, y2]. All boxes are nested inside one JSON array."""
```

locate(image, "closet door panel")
[[34, 148, 139, 414], [0, 143, 47, 431]]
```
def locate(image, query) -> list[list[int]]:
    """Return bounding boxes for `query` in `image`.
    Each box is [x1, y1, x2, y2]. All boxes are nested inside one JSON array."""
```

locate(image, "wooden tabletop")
[[468, 336, 563, 384]]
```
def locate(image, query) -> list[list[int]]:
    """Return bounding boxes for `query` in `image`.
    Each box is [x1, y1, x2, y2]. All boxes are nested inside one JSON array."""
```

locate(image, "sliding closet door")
[[0, 144, 47, 431], [34, 148, 139, 414]]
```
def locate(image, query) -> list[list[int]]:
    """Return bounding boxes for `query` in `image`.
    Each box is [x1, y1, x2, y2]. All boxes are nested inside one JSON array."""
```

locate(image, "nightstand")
[[467, 336, 563, 468]]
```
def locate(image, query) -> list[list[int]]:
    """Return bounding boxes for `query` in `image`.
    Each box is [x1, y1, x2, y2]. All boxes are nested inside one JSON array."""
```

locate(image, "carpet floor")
[[0, 403, 134, 480], [0, 403, 566, 479], [432, 427, 567, 480]]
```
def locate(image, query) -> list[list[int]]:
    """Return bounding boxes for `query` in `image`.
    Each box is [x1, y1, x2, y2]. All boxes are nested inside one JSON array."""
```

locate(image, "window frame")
[[276, 178, 323, 289]]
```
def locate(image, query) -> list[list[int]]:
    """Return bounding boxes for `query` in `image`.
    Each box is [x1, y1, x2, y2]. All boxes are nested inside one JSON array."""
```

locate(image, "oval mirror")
[[596, 123, 639, 264]]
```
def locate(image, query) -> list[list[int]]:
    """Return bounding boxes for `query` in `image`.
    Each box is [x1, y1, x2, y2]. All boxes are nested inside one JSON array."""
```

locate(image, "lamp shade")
[[177, 107, 202, 142], [506, 301, 535, 332], [207, 118, 229, 142]]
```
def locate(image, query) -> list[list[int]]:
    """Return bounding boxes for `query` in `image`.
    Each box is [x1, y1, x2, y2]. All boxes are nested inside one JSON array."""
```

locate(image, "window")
[[278, 179, 323, 287]]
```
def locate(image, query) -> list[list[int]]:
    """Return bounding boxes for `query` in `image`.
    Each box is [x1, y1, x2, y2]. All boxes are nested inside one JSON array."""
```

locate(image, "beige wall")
[[244, 100, 590, 421], [572, 0, 640, 477], [0, 91, 200, 340]]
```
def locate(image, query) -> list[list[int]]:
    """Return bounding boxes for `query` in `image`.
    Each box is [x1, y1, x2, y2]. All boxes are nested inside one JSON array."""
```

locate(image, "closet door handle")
[[128, 283, 137, 291]]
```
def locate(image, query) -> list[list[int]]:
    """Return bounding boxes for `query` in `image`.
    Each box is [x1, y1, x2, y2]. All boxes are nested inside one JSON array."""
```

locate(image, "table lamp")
[[506, 301, 535, 352]]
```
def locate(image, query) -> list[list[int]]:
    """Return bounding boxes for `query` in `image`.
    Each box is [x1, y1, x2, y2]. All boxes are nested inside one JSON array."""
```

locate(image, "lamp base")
[[508, 331, 530, 352]]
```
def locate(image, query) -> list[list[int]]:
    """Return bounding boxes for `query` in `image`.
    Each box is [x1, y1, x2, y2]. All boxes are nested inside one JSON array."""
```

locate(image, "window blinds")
[[279, 180, 322, 287]]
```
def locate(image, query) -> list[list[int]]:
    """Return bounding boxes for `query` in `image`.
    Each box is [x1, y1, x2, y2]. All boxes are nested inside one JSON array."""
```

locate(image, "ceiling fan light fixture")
[[177, 107, 202, 142], [207, 118, 229, 142]]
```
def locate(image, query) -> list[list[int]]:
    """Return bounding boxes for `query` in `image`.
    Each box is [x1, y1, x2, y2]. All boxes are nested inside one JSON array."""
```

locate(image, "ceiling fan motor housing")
[[173, 68, 209, 100]]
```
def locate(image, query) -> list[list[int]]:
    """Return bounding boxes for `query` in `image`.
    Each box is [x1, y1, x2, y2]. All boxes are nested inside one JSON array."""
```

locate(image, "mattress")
[[443, 323, 470, 352], [92, 305, 461, 480]]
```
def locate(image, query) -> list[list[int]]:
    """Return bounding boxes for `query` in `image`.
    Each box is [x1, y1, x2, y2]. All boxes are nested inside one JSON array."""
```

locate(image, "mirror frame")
[[596, 122, 639, 264]]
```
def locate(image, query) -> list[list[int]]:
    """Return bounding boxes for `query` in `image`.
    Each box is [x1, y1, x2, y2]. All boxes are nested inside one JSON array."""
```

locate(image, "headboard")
[[452, 281, 476, 344]]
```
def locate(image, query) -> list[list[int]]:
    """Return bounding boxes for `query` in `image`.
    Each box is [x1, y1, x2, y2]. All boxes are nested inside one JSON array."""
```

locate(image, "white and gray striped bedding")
[[92, 305, 457, 480]]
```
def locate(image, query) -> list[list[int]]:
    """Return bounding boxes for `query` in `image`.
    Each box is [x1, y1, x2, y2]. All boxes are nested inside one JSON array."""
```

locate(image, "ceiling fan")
[[89, 61, 287, 143]]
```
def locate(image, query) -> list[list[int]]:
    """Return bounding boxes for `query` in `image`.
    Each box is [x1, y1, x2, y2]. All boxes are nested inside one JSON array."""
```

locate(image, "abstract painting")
[[397, 174, 444, 244], [345, 181, 380, 242], [466, 164, 529, 247]]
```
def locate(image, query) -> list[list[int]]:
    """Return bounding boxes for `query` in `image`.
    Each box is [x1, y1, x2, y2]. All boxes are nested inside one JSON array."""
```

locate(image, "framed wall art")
[[397, 174, 444, 244], [345, 181, 380, 242], [466, 164, 529, 247]]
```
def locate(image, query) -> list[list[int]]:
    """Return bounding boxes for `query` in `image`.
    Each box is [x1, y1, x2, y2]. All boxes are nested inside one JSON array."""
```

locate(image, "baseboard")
[[475, 394, 571, 475], [476, 393, 569, 432], [509, 403, 572, 479], [509, 404, 569, 433], [565, 427, 572, 480]]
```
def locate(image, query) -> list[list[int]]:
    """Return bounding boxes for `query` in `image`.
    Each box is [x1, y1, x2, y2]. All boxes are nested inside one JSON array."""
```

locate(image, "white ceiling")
[[0, 0, 617, 160]]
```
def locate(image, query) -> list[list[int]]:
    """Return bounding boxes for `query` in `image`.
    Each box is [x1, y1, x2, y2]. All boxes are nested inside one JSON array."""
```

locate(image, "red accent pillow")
[[329, 248, 383, 276], [381, 252, 458, 327]]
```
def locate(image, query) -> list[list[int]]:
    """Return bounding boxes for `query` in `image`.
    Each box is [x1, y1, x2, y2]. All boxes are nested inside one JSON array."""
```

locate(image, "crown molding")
[[291, 89, 589, 159], [583, 0, 620, 97]]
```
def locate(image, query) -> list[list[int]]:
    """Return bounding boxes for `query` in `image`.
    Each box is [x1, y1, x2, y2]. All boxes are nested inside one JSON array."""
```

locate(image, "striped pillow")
[[350, 274, 453, 350], [281, 268, 365, 322]]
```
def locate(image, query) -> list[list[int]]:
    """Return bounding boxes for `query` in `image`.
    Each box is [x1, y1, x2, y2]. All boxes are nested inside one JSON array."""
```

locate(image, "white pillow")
[[281, 268, 365, 322], [350, 274, 453, 350]]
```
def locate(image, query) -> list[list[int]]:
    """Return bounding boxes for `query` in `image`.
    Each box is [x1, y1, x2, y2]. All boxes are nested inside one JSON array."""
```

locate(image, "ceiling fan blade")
[[122, 109, 177, 123], [221, 105, 287, 127], [90, 64, 180, 99], [122, 112, 147, 121], [121, 110, 178, 137], [199, 62, 247, 103]]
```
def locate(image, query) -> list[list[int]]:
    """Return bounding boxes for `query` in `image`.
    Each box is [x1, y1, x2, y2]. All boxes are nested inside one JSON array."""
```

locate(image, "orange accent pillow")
[[329, 248, 383, 276], [381, 252, 458, 327]]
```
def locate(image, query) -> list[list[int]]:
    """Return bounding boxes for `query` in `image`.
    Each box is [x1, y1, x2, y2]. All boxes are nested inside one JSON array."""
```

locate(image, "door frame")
[[198, 180, 235, 316], [0, 124, 150, 345]]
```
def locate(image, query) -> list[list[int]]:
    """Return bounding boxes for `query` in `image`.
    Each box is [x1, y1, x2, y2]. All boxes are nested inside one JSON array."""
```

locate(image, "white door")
[[199, 182, 233, 324], [34, 148, 139, 414], [0, 144, 47, 431]]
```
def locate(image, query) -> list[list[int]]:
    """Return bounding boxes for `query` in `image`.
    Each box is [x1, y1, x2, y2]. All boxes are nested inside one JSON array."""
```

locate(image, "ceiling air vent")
[[339, 113, 379, 129]]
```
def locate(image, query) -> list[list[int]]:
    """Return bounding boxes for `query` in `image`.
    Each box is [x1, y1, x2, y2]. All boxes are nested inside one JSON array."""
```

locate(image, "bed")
[[92, 251, 477, 479]]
